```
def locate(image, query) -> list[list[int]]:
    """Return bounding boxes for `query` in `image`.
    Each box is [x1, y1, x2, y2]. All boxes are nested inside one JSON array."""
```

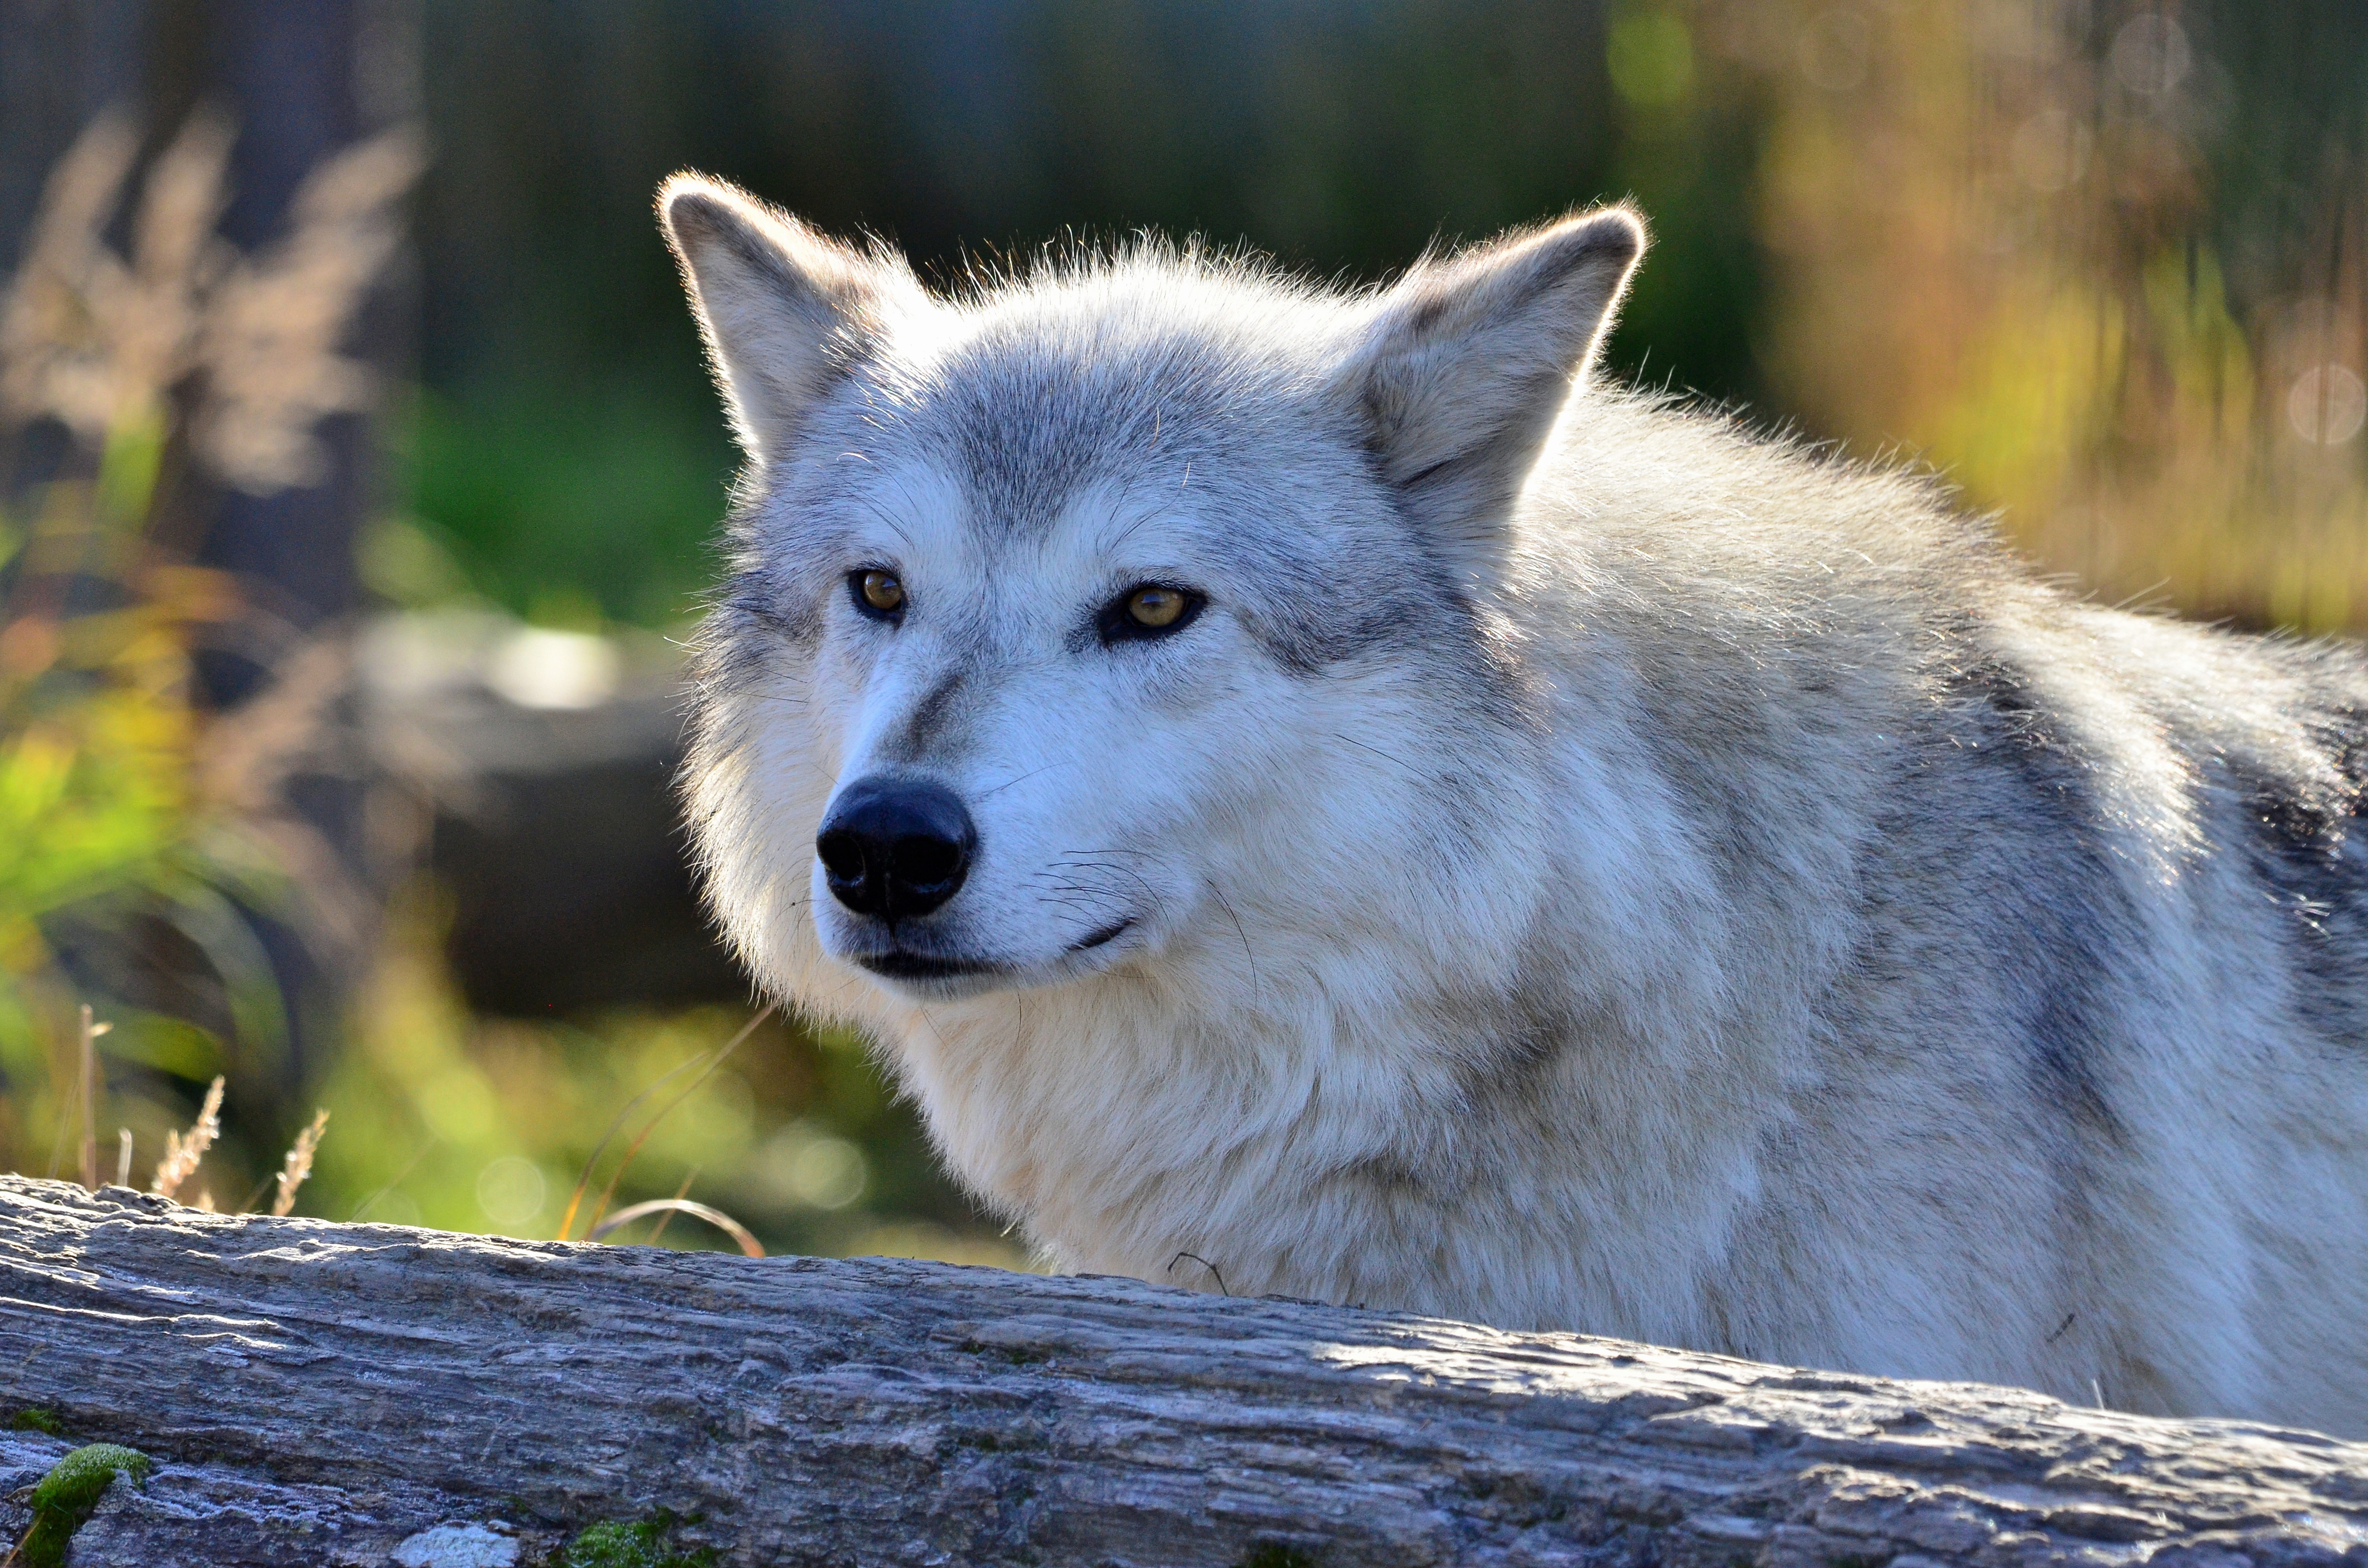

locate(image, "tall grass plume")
[[270, 1108, 330, 1217], [148, 1076, 223, 1201]]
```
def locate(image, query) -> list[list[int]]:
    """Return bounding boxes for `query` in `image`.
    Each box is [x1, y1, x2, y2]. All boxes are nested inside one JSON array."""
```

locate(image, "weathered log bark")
[[0, 1178, 2362, 1568]]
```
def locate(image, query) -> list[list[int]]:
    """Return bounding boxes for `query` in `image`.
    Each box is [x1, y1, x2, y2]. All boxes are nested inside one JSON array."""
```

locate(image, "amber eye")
[[853, 569, 904, 617], [1098, 581, 1204, 645], [1126, 586, 1187, 628]]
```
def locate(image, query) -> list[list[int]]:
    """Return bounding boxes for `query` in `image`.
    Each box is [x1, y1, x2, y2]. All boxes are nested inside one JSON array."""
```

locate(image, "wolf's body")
[[662, 175, 2368, 1435]]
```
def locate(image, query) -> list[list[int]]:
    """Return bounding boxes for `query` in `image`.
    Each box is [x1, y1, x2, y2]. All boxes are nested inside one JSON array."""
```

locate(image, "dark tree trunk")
[[176, 0, 419, 1090]]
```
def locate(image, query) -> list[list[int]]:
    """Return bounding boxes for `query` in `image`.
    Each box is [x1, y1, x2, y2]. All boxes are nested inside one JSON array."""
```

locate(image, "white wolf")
[[660, 173, 2368, 1436]]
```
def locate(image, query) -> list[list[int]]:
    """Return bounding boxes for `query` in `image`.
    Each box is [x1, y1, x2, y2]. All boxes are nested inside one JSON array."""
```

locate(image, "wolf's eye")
[[1127, 587, 1187, 627], [1098, 582, 1205, 644], [851, 569, 904, 619]]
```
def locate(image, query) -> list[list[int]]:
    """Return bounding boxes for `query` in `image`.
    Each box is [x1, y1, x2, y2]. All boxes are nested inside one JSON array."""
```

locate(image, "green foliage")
[[0, 441, 194, 918], [401, 381, 732, 629], [8, 1406, 64, 1434], [560, 1510, 716, 1568], [1, 102, 419, 1187], [302, 901, 1020, 1265], [0, 672, 186, 923], [0, 425, 229, 1172], [17, 1443, 150, 1568]]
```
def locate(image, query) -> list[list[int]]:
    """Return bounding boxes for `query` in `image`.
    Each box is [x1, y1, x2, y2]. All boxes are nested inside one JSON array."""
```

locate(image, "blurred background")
[[1, 0, 2362, 1261]]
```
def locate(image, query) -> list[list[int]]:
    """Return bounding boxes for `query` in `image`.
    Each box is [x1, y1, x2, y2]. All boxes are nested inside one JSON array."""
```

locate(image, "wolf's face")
[[766, 399, 1416, 998], [733, 298, 1499, 1002], [665, 179, 1640, 1007]]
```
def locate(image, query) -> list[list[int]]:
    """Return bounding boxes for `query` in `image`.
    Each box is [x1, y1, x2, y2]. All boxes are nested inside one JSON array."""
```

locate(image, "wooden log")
[[0, 1177, 2362, 1568]]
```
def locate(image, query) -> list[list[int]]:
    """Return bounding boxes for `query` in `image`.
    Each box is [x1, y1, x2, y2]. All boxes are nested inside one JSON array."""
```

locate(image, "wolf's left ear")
[[660, 173, 923, 466], [1340, 207, 1644, 562]]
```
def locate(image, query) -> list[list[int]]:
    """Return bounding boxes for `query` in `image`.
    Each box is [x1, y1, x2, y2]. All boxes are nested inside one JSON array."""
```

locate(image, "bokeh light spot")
[[476, 1156, 547, 1228], [2109, 15, 2193, 96], [761, 1125, 868, 1211], [1608, 12, 1695, 109], [1798, 9, 1871, 93], [2290, 366, 2368, 446]]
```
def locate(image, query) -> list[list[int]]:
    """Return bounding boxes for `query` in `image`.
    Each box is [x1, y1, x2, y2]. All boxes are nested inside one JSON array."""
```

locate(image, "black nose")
[[815, 776, 977, 921]]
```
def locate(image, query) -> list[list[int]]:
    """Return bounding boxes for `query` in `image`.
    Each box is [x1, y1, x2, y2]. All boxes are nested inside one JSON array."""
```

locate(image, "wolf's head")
[[663, 176, 1641, 1017]]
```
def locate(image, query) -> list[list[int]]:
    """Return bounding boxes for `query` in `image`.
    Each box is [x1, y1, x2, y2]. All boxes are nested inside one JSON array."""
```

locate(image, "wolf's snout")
[[816, 776, 977, 921]]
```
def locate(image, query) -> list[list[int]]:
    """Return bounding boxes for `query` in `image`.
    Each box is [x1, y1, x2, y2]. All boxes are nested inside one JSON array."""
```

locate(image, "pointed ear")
[[1341, 206, 1644, 563], [659, 174, 922, 465]]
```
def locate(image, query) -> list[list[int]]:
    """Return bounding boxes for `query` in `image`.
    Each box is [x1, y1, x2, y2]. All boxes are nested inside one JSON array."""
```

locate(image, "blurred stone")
[[358, 610, 745, 1016]]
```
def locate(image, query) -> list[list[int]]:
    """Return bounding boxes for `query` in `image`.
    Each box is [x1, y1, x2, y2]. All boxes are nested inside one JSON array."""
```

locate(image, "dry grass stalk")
[[115, 1127, 132, 1188], [76, 1005, 110, 1191], [0, 111, 424, 1195], [567, 1002, 776, 1242], [189, 634, 380, 964], [193, 125, 424, 491], [348, 1138, 436, 1223], [150, 1075, 224, 1200], [0, 107, 422, 494], [585, 1198, 764, 1258], [270, 1108, 330, 1217], [0, 110, 141, 438], [556, 1051, 709, 1243], [645, 1169, 698, 1245], [0, 110, 229, 447]]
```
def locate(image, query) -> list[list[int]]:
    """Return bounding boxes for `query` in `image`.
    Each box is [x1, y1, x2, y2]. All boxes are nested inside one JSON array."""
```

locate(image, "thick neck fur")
[[679, 244, 2368, 1433], [700, 392, 1933, 1341]]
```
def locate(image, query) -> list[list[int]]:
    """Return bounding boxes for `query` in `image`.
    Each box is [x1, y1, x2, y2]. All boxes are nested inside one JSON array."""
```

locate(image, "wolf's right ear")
[[660, 175, 922, 466], [1340, 207, 1644, 568]]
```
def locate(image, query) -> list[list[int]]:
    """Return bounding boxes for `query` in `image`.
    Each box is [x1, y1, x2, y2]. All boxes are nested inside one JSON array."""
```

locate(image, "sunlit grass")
[[1, 871, 1031, 1272], [295, 884, 1031, 1266]]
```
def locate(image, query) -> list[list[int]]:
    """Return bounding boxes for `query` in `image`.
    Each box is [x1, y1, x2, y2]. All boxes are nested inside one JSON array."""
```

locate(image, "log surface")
[[0, 1178, 2363, 1568]]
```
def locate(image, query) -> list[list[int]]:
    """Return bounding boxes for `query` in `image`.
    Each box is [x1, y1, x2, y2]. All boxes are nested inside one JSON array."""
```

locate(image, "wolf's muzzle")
[[816, 775, 977, 921]]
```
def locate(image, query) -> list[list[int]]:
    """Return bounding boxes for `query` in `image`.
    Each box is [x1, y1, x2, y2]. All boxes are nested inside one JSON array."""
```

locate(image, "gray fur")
[[660, 173, 2368, 1436]]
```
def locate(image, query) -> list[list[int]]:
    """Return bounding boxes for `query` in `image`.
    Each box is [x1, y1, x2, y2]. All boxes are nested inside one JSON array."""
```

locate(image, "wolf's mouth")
[[846, 918, 1136, 989], [1071, 918, 1134, 952], [855, 950, 1008, 980]]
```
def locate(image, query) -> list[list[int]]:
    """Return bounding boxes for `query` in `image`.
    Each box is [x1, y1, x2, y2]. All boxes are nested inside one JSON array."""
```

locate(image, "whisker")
[[1209, 882, 1260, 1003], [1325, 730, 1431, 780], [1043, 895, 1124, 914], [976, 760, 1074, 800]]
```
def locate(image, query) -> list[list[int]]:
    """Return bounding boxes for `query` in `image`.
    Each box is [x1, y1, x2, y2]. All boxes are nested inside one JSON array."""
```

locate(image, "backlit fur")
[[664, 174, 2368, 1436]]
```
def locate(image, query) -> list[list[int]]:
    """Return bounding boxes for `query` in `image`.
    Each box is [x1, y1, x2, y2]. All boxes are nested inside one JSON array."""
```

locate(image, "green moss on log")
[[17, 1443, 150, 1568], [559, 1509, 716, 1568]]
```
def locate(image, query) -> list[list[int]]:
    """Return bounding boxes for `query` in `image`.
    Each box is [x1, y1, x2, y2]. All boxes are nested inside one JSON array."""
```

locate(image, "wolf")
[[659, 172, 2368, 1436]]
